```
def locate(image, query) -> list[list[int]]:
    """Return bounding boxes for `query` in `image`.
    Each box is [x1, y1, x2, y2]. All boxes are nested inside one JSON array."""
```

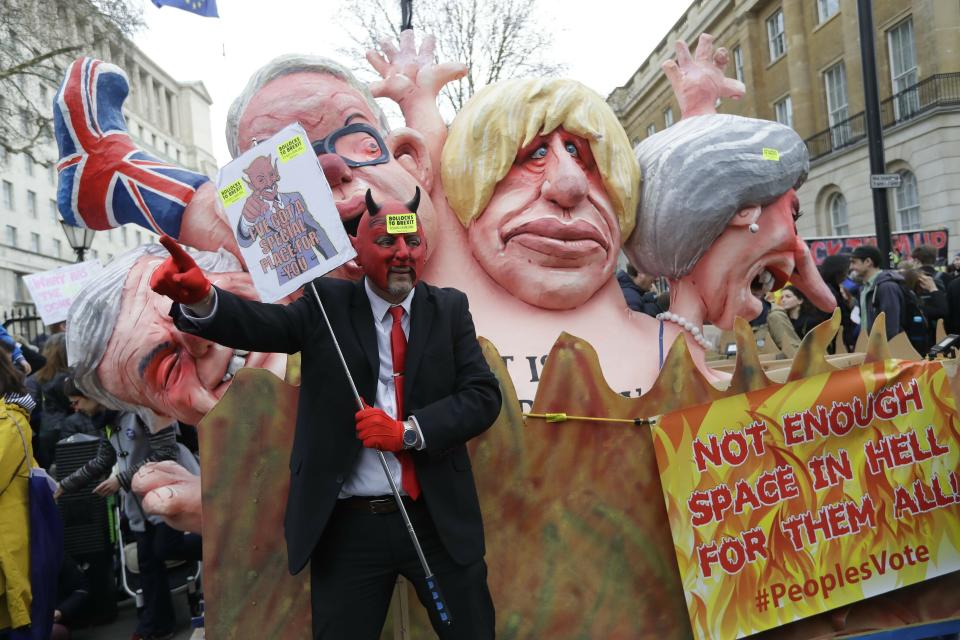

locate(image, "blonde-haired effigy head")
[[441, 78, 639, 239]]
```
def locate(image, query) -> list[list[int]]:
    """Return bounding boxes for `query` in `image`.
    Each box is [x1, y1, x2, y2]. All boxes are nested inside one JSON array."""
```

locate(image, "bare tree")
[[0, 0, 143, 165], [337, 0, 565, 113]]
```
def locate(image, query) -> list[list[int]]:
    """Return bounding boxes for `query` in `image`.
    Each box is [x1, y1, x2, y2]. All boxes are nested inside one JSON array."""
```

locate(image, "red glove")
[[355, 403, 404, 452], [150, 235, 212, 305]]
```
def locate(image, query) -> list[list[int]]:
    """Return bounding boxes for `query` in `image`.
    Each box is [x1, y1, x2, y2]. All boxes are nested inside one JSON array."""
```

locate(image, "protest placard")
[[23, 260, 104, 325], [217, 123, 356, 302], [650, 360, 960, 639]]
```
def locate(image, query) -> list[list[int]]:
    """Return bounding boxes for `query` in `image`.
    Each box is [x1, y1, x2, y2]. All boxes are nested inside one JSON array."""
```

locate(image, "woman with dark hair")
[[767, 286, 819, 357], [0, 346, 38, 637], [819, 254, 857, 352], [25, 334, 72, 469], [899, 266, 947, 355]]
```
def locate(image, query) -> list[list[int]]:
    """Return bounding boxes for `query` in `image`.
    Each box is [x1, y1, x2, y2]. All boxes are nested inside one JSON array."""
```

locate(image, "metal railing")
[[2, 305, 45, 346], [804, 73, 960, 161]]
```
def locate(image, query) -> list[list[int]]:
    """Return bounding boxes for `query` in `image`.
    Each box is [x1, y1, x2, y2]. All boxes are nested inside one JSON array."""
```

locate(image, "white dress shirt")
[[339, 279, 424, 497]]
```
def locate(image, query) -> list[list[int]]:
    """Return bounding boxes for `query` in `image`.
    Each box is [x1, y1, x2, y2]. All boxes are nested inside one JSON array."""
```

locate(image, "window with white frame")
[[646, 124, 656, 137], [49, 199, 58, 223], [824, 62, 850, 146], [774, 95, 793, 127], [829, 193, 848, 235], [30, 232, 40, 252], [121, 227, 128, 245], [733, 46, 744, 82], [893, 170, 920, 230], [5, 225, 17, 246], [24, 154, 33, 176], [664, 107, 674, 128], [888, 17, 918, 119], [767, 9, 786, 61], [817, 0, 840, 23], [27, 190, 36, 218], [2, 181, 12, 209], [53, 238, 62, 258]]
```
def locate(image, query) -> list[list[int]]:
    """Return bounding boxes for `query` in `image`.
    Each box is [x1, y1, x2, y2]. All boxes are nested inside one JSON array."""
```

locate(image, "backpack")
[[871, 280, 927, 343]]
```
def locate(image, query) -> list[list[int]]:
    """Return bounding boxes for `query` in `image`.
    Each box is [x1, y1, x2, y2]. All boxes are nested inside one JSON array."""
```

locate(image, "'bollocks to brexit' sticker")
[[386, 213, 417, 234]]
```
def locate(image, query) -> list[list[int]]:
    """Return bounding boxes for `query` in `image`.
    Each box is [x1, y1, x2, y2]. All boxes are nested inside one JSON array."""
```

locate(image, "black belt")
[[338, 495, 418, 514]]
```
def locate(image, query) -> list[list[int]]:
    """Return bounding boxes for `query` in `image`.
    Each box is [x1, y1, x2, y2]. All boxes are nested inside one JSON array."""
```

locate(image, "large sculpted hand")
[[366, 30, 466, 179], [366, 30, 467, 107], [662, 33, 745, 118], [133, 461, 203, 533]]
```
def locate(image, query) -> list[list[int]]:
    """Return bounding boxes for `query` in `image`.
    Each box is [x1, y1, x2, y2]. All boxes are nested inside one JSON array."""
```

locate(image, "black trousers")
[[133, 522, 176, 636], [309, 498, 495, 639]]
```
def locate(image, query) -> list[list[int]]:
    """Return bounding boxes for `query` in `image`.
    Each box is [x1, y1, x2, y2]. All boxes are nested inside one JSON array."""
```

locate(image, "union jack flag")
[[54, 58, 210, 238]]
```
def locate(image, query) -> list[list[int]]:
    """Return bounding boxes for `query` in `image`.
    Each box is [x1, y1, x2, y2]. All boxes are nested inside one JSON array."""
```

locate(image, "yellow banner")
[[651, 360, 960, 640]]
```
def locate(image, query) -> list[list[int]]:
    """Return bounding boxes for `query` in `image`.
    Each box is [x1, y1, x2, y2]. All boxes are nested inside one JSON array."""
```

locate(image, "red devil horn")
[[405, 186, 420, 213], [365, 189, 380, 216]]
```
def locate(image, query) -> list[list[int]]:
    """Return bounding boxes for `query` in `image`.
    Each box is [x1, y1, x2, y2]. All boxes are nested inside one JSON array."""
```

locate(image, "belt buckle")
[[368, 497, 396, 514]]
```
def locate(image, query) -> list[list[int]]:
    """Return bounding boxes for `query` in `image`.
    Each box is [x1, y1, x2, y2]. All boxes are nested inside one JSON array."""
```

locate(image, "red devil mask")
[[353, 188, 426, 303]]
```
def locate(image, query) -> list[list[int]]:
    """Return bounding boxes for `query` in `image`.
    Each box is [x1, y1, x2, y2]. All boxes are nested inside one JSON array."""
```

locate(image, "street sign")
[[870, 173, 902, 189]]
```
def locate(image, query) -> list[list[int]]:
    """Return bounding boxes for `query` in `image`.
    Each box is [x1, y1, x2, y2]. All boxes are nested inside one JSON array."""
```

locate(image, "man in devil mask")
[[149, 188, 501, 639]]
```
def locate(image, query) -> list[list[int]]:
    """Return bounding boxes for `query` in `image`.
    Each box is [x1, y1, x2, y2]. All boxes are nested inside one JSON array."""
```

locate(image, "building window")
[[824, 62, 850, 147], [774, 95, 793, 127], [888, 17, 918, 120], [136, 230, 142, 245], [176, 149, 181, 163], [893, 170, 920, 230], [664, 107, 674, 128], [2, 180, 13, 209], [30, 232, 40, 252], [151, 133, 157, 148], [733, 46, 744, 82], [646, 124, 656, 137], [164, 141, 170, 157], [53, 238, 62, 258], [24, 154, 33, 176], [121, 227, 128, 245], [26, 190, 37, 218], [49, 199, 58, 222], [767, 9, 786, 61], [5, 225, 17, 246], [829, 193, 848, 235], [139, 124, 145, 140], [817, 0, 840, 23]]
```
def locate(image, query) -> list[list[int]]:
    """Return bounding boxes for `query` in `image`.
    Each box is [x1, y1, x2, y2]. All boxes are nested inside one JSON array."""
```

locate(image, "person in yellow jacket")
[[0, 347, 37, 636]]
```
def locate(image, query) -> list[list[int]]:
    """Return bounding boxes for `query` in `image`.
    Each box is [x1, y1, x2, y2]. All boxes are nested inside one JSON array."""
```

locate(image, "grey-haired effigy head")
[[66, 243, 241, 428], [624, 114, 809, 280]]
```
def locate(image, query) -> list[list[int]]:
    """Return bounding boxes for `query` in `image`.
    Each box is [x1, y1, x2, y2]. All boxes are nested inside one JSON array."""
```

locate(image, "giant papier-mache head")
[[624, 114, 809, 279]]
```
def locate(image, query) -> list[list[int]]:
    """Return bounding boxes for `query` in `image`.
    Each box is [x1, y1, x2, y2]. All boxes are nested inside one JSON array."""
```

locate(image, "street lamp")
[[58, 218, 96, 262]]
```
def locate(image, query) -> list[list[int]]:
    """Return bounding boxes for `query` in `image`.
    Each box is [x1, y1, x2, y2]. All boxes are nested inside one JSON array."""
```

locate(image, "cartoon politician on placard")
[[238, 153, 338, 286]]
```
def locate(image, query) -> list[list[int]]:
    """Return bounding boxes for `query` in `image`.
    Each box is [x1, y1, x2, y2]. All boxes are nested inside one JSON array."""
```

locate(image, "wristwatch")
[[402, 420, 420, 449]]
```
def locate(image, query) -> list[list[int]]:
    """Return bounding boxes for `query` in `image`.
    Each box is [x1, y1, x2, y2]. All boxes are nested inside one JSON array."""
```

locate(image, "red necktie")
[[389, 306, 420, 500]]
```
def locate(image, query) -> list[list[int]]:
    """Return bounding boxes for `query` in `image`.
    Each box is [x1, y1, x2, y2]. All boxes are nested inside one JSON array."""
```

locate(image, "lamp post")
[[58, 218, 96, 262]]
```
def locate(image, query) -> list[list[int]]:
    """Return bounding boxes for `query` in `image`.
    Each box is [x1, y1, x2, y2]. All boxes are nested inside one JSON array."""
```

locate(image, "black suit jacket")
[[171, 278, 501, 574]]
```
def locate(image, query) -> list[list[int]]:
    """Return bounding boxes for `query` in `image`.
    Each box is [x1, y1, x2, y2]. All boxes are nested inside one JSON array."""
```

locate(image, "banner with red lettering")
[[650, 359, 960, 640], [805, 228, 949, 266]]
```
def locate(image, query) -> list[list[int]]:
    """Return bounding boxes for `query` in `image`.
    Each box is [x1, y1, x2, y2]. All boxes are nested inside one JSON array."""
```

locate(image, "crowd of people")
[[618, 243, 960, 359], [0, 329, 202, 640]]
